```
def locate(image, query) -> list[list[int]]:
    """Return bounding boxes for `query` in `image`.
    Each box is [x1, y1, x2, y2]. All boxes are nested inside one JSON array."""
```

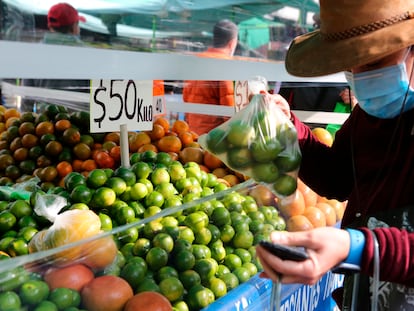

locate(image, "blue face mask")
[[345, 56, 414, 119]]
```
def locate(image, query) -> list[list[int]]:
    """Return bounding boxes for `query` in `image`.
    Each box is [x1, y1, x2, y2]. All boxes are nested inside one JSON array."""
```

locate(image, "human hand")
[[262, 92, 292, 120], [256, 227, 350, 285], [339, 89, 358, 109]]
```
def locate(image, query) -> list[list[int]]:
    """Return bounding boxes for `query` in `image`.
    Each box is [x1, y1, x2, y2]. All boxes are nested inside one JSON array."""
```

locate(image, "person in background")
[[256, 0, 414, 309], [182, 19, 238, 135], [21, 2, 89, 112]]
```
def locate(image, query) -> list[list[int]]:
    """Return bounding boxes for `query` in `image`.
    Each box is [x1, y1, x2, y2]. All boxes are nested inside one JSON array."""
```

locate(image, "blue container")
[[203, 271, 344, 311]]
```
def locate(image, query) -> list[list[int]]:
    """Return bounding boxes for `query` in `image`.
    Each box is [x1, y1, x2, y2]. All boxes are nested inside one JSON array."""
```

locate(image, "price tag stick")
[[120, 124, 130, 168]]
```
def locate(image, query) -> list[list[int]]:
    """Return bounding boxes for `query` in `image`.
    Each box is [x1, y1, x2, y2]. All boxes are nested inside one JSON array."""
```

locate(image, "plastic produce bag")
[[199, 93, 301, 198]]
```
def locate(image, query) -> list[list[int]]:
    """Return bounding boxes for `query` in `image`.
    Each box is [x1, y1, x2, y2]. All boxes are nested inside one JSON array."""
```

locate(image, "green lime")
[[19, 279, 49, 305], [159, 277, 184, 303], [220, 224, 235, 244], [227, 120, 255, 147], [129, 182, 149, 201], [224, 254, 242, 271], [208, 277, 227, 299], [146, 247, 169, 271], [87, 169, 108, 188], [194, 258, 218, 284], [115, 205, 136, 224], [274, 153, 301, 173], [117, 226, 139, 244], [131, 161, 152, 179], [151, 167, 170, 186], [8, 199, 32, 218], [206, 128, 227, 154], [7, 237, 28, 256], [90, 187, 116, 208], [233, 266, 251, 283], [243, 262, 258, 277], [0, 211, 16, 233], [272, 174, 297, 196], [114, 167, 136, 186], [141, 150, 157, 163], [249, 137, 282, 162], [136, 277, 160, 293], [129, 152, 141, 165], [192, 244, 211, 260], [48, 287, 80, 310], [210, 207, 231, 227], [70, 185, 93, 204], [219, 272, 239, 291], [133, 238, 151, 257], [209, 240, 226, 262], [232, 231, 254, 249], [98, 213, 112, 231], [178, 227, 195, 244], [144, 191, 165, 208], [252, 162, 279, 183], [156, 152, 173, 166], [105, 177, 127, 196], [173, 250, 195, 272], [216, 264, 231, 278], [120, 260, 147, 289], [17, 226, 38, 242], [0, 291, 21, 310], [153, 233, 174, 253], [63, 172, 86, 192], [234, 248, 252, 264], [33, 300, 58, 311], [179, 270, 201, 290], [227, 147, 253, 169], [194, 227, 212, 245], [186, 285, 215, 310], [168, 163, 186, 183]]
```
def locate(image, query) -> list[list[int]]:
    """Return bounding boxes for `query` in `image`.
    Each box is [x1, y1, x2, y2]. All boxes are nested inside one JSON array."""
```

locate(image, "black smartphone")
[[331, 262, 361, 274], [259, 240, 309, 261]]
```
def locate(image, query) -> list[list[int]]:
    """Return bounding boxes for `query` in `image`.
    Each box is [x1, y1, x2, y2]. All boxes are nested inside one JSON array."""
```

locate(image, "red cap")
[[47, 3, 86, 28]]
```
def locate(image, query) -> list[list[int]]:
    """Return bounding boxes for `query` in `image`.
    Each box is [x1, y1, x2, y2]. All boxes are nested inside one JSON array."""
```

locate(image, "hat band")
[[321, 11, 414, 42]]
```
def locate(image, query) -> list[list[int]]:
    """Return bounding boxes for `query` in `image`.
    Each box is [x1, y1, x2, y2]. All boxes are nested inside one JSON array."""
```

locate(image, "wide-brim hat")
[[285, 0, 414, 77]]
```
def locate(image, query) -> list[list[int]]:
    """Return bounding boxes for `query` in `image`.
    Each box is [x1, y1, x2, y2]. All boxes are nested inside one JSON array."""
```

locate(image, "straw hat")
[[285, 0, 414, 77]]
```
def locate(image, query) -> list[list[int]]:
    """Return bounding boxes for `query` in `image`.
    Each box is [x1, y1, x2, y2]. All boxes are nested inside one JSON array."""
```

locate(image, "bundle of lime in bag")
[[198, 93, 301, 198]]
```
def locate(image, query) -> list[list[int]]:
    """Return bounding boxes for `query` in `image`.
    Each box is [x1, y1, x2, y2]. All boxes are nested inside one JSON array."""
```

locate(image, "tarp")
[[239, 17, 284, 49]]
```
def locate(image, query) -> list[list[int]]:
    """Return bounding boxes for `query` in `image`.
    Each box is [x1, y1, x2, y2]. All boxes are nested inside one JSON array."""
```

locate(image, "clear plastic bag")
[[199, 93, 301, 198]]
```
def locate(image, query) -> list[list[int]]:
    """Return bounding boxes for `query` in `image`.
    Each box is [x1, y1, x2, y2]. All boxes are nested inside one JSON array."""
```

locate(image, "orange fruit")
[[222, 174, 239, 187], [315, 202, 337, 226], [104, 132, 120, 144], [73, 143, 92, 160], [277, 190, 306, 218], [5, 116, 20, 129], [44, 264, 94, 291], [154, 117, 170, 132], [109, 145, 121, 162], [138, 143, 158, 153], [248, 184, 276, 207], [35, 121, 54, 137], [18, 121, 35, 136], [286, 215, 314, 232], [178, 131, 194, 146], [45, 140, 63, 157], [157, 135, 182, 153], [124, 291, 172, 311], [72, 159, 84, 172], [312, 127, 333, 147], [326, 199, 346, 222], [129, 132, 151, 153], [203, 151, 224, 170], [303, 206, 326, 228], [81, 275, 133, 311], [56, 161, 73, 178], [179, 147, 204, 164], [212, 167, 228, 178], [297, 178, 318, 207], [3, 108, 20, 120], [82, 159, 97, 172], [172, 120, 189, 134], [81, 235, 118, 270], [147, 124, 165, 141], [54, 119, 71, 132]]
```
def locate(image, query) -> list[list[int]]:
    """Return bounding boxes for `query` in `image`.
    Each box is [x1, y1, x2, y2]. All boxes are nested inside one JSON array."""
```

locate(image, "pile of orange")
[[276, 178, 346, 231]]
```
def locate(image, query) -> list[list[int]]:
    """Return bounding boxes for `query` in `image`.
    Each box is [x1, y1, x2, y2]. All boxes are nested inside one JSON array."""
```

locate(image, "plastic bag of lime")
[[198, 93, 301, 198]]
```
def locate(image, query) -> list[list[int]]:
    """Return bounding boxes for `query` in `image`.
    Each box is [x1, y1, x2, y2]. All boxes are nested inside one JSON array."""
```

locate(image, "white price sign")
[[90, 79, 153, 133], [234, 80, 249, 112]]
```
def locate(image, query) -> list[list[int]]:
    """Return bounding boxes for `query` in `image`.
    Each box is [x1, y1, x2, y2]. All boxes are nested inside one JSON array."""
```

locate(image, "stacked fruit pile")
[[0, 135, 286, 310]]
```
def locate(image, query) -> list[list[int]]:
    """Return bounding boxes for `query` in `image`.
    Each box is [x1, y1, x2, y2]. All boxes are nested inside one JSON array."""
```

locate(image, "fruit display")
[[199, 94, 301, 198], [0, 102, 346, 310]]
